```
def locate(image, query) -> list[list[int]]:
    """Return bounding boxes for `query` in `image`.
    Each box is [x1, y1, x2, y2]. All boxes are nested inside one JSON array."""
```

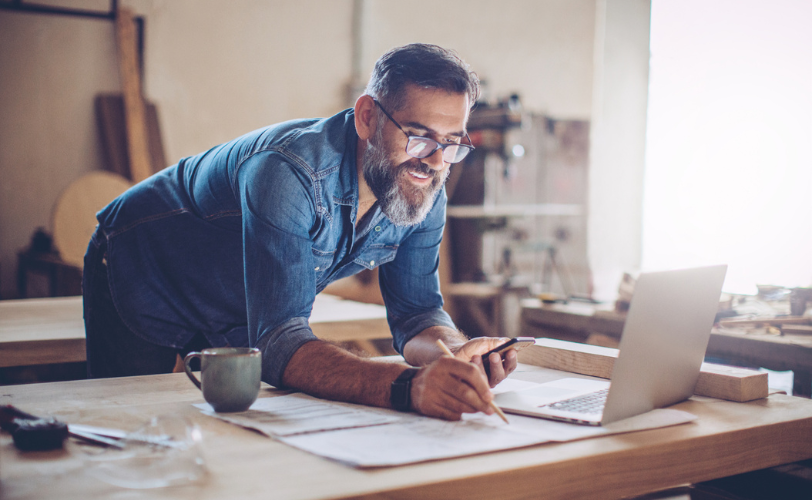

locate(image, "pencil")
[[435, 339, 510, 424]]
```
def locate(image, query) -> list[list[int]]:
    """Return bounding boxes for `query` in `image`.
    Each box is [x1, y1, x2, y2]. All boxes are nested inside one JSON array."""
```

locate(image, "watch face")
[[392, 383, 409, 411], [391, 368, 418, 411]]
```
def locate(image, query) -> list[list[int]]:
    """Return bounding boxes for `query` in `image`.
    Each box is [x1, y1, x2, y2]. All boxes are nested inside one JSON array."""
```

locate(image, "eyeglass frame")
[[372, 98, 475, 164]]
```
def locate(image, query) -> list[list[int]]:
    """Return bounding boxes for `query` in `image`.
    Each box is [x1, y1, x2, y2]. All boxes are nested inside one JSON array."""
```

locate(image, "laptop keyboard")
[[540, 388, 609, 414]]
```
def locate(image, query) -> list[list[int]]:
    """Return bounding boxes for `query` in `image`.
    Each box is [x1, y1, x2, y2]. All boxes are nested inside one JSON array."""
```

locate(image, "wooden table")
[[0, 294, 391, 369], [0, 296, 86, 368], [521, 299, 812, 397], [2, 365, 812, 499]]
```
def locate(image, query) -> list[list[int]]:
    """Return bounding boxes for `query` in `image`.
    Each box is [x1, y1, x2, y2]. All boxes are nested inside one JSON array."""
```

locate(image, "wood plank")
[[781, 325, 812, 335], [719, 316, 811, 327], [517, 338, 768, 402], [95, 94, 130, 179], [694, 362, 769, 402], [0, 338, 86, 367], [115, 7, 152, 183], [95, 94, 167, 179], [519, 338, 618, 377], [145, 99, 167, 173]]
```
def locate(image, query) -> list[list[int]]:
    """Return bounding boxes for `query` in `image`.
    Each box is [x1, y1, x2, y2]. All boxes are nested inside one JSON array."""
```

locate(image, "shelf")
[[446, 204, 582, 218]]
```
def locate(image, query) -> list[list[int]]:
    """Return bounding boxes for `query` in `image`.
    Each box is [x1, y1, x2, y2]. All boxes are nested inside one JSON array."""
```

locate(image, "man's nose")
[[424, 148, 447, 171]]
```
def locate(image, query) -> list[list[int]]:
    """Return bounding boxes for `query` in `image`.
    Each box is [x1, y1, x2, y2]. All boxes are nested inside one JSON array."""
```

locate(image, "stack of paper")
[[196, 378, 696, 468]]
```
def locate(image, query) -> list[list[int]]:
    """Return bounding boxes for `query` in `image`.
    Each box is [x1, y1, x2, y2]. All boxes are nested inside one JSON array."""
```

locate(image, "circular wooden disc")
[[52, 171, 132, 268]]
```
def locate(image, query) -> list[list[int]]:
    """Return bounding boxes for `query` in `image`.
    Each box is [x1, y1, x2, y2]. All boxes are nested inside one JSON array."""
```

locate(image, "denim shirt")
[[96, 109, 455, 387]]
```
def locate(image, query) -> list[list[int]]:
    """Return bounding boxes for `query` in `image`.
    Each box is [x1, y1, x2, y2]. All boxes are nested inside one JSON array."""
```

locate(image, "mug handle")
[[184, 352, 203, 390]]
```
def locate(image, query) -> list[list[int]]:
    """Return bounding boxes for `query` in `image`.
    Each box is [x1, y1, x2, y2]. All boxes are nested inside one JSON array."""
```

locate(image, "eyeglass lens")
[[405, 137, 472, 164]]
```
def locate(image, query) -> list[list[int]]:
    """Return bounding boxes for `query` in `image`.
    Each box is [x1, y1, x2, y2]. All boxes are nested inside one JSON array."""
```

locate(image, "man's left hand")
[[452, 337, 518, 388]]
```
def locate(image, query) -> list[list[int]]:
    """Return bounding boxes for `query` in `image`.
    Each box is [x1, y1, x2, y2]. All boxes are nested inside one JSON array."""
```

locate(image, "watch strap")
[[390, 368, 419, 412]]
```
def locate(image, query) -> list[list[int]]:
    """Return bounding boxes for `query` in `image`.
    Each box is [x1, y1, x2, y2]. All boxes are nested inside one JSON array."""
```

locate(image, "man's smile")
[[399, 159, 442, 188], [406, 168, 432, 182]]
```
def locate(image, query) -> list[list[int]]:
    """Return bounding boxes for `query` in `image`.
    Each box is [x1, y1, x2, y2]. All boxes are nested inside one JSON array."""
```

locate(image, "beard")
[[361, 126, 449, 227]]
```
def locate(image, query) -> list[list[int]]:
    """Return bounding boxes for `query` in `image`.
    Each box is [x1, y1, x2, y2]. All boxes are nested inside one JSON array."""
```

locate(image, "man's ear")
[[354, 94, 378, 141]]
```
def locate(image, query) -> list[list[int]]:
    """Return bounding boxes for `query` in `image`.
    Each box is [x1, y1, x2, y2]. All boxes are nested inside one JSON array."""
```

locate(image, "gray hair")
[[365, 43, 480, 111]]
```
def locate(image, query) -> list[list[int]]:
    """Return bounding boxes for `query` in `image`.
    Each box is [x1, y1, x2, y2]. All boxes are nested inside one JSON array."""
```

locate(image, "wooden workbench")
[[520, 299, 812, 397], [0, 294, 391, 369], [2, 365, 811, 499]]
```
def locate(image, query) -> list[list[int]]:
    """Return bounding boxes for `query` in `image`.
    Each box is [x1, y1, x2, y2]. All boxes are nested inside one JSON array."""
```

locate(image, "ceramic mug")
[[184, 347, 261, 412]]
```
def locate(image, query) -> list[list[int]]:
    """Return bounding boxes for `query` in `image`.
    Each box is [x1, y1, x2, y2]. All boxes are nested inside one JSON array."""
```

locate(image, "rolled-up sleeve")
[[237, 151, 319, 387], [379, 189, 456, 353]]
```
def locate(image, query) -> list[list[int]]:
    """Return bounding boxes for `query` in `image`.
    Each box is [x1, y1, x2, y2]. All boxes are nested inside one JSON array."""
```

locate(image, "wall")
[[360, 0, 595, 118], [643, 0, 812, 294], [588, 0, 651, 299], [0, 0, 635, 299], [136, 0, 355, 163], [139, 0, 596, 167], [0, 11, 120, 297]]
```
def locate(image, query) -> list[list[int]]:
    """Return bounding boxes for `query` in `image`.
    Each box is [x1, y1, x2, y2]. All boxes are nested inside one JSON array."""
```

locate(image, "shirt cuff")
[[254, 316, 319, 388], [391, 308, 457, 354]]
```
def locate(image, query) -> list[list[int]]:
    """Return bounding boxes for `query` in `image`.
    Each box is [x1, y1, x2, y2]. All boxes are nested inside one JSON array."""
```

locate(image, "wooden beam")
[[115, 7, 152, 183], [517, 338, 769, 402], [95, 94, 167, 180]]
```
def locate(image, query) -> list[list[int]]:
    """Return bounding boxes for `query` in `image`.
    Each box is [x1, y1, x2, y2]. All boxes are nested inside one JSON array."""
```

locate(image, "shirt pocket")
[[311, 248, 336, 279], [353, 244, 398, 270]]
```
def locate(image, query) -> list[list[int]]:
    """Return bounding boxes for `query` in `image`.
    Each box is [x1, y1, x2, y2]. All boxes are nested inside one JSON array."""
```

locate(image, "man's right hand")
[[409, 356, 495, 420]]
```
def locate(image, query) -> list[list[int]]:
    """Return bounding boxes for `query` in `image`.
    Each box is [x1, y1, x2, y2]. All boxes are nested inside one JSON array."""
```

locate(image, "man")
[[83, 43, 518, 421]]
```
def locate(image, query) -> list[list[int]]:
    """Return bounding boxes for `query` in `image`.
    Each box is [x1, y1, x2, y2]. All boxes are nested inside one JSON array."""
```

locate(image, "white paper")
[[194, 393, 400, 437], [276, 407, 696, 467], [278, 412, 547, 467], [196, 379, 697, 468]]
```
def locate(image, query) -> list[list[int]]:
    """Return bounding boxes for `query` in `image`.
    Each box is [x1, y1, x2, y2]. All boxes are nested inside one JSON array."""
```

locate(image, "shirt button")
[[374, 226, 381, 232], [314, 266, 320, 271], [369, 260, 375, 266]]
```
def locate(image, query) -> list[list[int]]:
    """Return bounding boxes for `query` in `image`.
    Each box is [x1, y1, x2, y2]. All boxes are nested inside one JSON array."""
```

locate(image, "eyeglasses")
[[373, 99, 474, 164]]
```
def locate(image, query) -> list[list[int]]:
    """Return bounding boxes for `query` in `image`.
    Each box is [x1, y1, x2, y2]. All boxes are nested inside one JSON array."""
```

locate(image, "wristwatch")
[[390, 368, 419, 412]]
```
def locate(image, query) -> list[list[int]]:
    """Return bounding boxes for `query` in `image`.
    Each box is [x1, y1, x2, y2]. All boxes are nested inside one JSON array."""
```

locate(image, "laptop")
[[495, 264, 728, 426]]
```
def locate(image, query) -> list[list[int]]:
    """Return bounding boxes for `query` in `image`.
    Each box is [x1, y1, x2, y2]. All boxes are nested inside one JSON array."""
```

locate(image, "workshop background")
[[1, 0, 809, 313], [0, 0, 649, 304]]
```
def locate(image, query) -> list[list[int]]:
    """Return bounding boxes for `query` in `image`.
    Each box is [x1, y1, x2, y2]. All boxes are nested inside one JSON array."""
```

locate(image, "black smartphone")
[[481, 337, 535, 377]]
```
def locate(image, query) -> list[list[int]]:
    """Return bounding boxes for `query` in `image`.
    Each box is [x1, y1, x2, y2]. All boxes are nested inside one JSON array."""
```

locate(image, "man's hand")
[[403, 328, 520, 389], [401, 328, 519, 419], [453, 337, 519, 388], [409, 356, 495, 421]]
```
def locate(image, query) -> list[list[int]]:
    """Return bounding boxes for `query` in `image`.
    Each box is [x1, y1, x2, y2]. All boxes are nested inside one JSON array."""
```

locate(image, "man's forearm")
[[281, 330, 508, 421], [281, 339, 407, 408], [402, 326, 468, 366]]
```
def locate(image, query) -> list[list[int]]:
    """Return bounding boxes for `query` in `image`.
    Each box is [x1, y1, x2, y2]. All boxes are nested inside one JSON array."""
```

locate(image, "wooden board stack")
[[518, 338, 769, 402]]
